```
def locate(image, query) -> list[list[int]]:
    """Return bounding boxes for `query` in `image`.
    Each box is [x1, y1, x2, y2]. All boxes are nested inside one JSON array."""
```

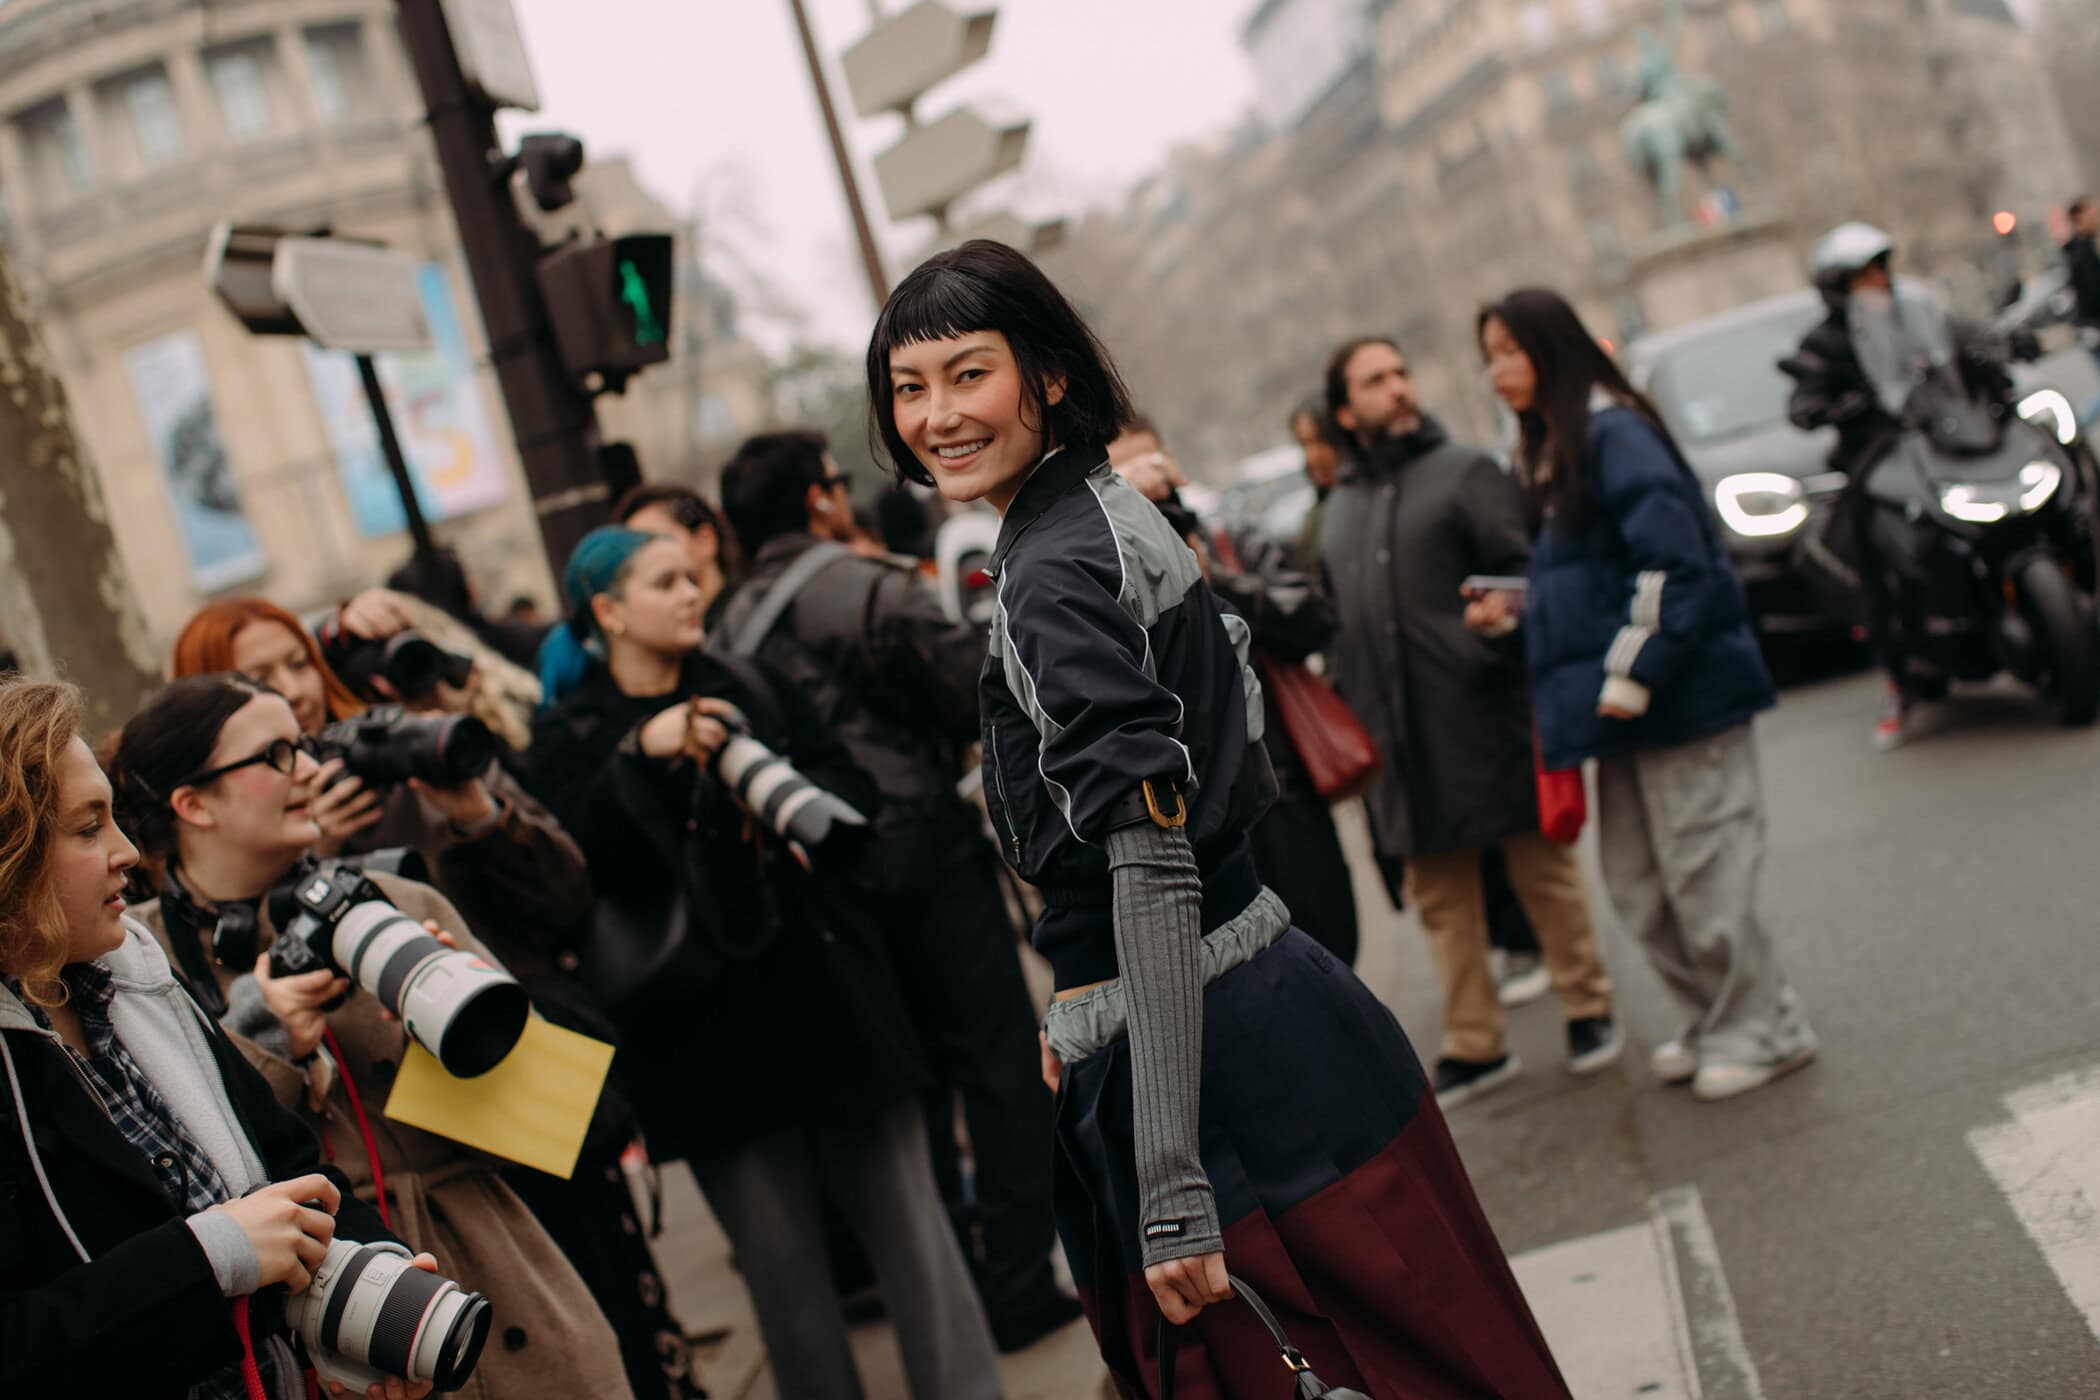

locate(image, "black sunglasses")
[[180, 736, 319, 789]]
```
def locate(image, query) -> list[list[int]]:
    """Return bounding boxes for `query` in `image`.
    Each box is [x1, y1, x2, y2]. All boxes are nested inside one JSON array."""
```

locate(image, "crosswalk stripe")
[[1967, 1065, 2100, 1340]]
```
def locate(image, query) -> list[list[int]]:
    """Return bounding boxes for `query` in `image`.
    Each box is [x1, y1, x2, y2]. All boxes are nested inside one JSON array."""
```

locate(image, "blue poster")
[[123, 330, 265, 591]]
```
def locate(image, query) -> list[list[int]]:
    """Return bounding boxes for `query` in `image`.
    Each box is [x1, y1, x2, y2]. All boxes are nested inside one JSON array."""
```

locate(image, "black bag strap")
[[1157, 1274, 1367, 1399], [725, 542, 854, 657]]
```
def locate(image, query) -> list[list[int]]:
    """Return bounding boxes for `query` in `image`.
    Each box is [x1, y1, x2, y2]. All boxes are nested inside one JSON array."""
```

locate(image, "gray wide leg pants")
[[1595, 722, 1817, 1068]]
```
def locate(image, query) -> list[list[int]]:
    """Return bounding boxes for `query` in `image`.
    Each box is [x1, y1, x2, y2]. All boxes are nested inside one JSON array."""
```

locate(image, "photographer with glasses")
[[0, 677, 433, 1400], [527, 524, 1003, 1400], [108, 673, 632, 1400]]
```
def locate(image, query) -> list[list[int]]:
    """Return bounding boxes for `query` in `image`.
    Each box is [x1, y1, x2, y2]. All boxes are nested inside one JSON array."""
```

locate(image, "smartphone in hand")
[[1460, 575, 1530, 599]]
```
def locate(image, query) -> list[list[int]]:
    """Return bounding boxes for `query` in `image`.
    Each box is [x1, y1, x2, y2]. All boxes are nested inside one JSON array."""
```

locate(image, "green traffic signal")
[[618, 257, 665, 346]]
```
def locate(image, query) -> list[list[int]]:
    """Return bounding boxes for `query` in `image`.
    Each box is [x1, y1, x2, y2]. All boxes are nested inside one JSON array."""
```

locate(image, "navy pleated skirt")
[[1053, 928, 1572, 1399]]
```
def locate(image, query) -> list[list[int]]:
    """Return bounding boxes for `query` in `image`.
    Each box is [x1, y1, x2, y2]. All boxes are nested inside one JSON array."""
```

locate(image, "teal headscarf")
[[536, 525, 656, 709]]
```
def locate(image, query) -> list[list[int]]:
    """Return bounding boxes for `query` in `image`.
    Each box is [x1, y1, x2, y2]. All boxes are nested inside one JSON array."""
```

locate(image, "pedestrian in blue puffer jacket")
[[1466, 289, 1819, 1103]]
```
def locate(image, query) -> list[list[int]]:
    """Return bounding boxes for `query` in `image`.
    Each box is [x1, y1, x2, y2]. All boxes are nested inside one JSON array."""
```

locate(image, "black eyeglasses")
[[180, 736, 318, 789], [823, 472, 852, 490]]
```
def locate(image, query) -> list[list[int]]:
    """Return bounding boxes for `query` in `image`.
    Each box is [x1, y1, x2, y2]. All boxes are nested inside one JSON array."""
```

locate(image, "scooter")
[[1837, 373, 2100, 724]]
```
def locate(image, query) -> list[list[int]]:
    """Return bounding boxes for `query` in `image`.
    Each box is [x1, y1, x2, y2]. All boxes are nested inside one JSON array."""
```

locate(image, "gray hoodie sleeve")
[[184, 1209, 260, 1297], [1105, 819, 1221, 1268]]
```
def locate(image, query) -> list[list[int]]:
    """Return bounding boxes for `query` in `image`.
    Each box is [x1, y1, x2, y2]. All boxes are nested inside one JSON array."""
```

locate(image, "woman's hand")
[[1597, 700, 1640, 720], [408, 776, 497, 828], [310, 759, 386, 850], [1461, 590, 1519, 635], [684, 698, 738, 768], [209, 1174, 340, 1293], [638, 702, 696, 760], [338, 589, 419, 642], [1038, 1030, 1062, 1094], [252, 956, 349, 1061], [1145, 1250, 1231, 1325]]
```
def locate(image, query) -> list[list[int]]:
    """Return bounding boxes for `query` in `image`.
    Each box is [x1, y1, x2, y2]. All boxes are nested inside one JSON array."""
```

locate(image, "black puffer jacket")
[[1782, 305, 2017, 474], [711, 532, 986, 893]]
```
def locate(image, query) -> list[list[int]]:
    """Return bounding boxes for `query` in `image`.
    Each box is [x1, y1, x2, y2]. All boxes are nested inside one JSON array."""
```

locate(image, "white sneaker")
[[1650, 1039, 1697, 1085], [1692, 1046, 1817, 1102], [1497, 952, 1551, 1007]]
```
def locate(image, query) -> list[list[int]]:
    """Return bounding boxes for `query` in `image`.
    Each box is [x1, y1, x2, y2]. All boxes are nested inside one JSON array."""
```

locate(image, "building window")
[[1567, 140, 1600, 190], [1595, 51, 1629, 97], [1756, 0, 1789, 37], [1589, 215, 1623, 260], [304, 24, 370, 124], [1519, 1, 1553, 50], [123, 69, 185, 165], [209, 48, 273, 140]]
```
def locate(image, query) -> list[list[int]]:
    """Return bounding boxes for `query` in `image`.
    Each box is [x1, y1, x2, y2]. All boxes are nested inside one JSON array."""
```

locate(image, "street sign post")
[[272, 238, 433, 355], [204, 224, 440, 564]]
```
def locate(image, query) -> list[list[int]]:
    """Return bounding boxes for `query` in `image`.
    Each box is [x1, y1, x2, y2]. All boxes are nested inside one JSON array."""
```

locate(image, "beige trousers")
[[1408, 830, 1613, 1062]]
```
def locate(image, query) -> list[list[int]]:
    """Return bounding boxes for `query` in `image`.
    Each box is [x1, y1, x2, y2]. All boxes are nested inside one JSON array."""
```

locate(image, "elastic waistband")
[[1041, 887, 1291, 1063]]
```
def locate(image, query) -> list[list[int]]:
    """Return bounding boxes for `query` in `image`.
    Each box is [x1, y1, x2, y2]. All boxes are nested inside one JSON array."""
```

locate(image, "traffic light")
[[516, 133, 585, 212], [536, 233, 673, 388]]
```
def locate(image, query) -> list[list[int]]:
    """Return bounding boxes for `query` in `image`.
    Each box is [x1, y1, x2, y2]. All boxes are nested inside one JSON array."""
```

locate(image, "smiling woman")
[[867, 241, 1574, 1398]]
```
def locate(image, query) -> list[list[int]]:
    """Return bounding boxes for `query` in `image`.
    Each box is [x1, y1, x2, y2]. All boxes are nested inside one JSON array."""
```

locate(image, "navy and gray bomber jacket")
[[980, 447, 1275, 990]]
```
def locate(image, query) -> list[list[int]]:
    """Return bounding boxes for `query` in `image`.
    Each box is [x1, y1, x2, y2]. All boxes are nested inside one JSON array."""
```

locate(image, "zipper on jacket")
[[988, 724, 1023, 864]]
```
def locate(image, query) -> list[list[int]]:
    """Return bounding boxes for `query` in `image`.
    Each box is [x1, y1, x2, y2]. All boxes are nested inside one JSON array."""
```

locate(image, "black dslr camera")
[[313, 705, 498, 788], [268, 859, 529, 1077], [316, 617, 475, 704]]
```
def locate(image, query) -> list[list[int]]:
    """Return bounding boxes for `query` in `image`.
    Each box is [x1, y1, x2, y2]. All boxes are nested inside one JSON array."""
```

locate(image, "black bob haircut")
[[865, 240, 1134, 487]]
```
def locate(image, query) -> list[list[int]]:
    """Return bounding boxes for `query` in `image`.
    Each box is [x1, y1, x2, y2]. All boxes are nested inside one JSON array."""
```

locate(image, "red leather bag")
[[1264, 656, 1381, 802], [1533, 730, 1586, 844]]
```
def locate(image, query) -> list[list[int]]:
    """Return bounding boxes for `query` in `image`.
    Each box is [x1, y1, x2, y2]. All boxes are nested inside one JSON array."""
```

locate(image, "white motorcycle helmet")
[[1810, 222, 1895, 307]]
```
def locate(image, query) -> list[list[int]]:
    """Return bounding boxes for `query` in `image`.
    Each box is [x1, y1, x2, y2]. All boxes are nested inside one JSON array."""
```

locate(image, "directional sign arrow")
[[842, 0, 997, 118], [872, 105, 1030, 224]]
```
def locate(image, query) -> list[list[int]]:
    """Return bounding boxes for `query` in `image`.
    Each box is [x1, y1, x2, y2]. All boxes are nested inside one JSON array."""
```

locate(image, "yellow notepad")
[[383, 1019, 615, 1180]]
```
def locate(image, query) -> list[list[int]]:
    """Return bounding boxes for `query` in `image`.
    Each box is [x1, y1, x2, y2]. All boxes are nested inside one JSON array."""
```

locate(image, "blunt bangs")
[[865, 240, 1133, 487]]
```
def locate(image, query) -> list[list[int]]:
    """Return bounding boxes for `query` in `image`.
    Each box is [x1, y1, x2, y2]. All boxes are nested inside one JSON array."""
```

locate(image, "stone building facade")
[[1045, 0, 2082, 468]]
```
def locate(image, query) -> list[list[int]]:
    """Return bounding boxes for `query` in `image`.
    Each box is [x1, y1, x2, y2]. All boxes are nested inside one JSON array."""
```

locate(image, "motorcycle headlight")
[[2018, 389, 2077, 447], [2019, 459, 2063, 511], [1713, 472, 1809, 538], [1938, 461, 2061, 524]]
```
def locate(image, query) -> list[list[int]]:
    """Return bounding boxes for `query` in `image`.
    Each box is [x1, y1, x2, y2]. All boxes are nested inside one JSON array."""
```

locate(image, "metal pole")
[[786, 0, 889, 307], [355, 352, 438, 569], [392, 0, 606, 579]]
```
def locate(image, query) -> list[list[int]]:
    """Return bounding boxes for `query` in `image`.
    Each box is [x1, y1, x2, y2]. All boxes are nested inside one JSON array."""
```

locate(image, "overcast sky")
[[503, 0, 1258, 351]]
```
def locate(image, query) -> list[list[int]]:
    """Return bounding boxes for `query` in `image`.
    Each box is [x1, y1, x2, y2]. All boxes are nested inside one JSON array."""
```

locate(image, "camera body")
[[313, 705, 498, 788], [280, 1239, 490, 1394], [318, 620, 475, 704], [269, 860, 529, 1077]]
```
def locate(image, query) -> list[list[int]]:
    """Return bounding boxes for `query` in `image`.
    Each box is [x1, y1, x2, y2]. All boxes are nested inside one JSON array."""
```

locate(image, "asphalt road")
[[659, 656, 2100, 1398], [1395, 658, 2100, 1400]]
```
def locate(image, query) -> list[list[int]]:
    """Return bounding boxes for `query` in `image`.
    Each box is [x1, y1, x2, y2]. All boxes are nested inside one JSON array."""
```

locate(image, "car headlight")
[[1938, 460, 2062, 523], [2018, 389, 2077, 446], [1713, 472, 1809, 538]]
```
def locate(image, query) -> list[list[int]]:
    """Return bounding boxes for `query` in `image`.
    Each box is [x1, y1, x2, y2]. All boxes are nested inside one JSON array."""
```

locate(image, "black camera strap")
[[722, 542, 854, 658]]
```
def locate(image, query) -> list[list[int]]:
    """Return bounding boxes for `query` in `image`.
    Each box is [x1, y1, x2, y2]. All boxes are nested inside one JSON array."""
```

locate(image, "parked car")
[[1626, 287, 2092, 634]]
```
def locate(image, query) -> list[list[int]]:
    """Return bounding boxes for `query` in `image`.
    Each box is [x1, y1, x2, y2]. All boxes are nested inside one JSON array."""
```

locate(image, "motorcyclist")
[[1780, 222, 2015, 750]]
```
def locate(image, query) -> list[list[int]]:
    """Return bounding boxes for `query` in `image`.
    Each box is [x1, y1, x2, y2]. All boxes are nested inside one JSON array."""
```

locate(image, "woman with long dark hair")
[[524, 526, 1002, 1400], [1469, 287, 1818, 1102], [869, 239, 1569, 1397]]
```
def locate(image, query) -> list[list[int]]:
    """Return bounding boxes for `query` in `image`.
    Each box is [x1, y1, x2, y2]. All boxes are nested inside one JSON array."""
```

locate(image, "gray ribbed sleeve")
[[1105, 819, 1221, 1269]]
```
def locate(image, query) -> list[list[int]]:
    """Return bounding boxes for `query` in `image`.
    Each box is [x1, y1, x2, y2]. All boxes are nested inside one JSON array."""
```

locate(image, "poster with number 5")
[[302, 263, 513, 537]]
